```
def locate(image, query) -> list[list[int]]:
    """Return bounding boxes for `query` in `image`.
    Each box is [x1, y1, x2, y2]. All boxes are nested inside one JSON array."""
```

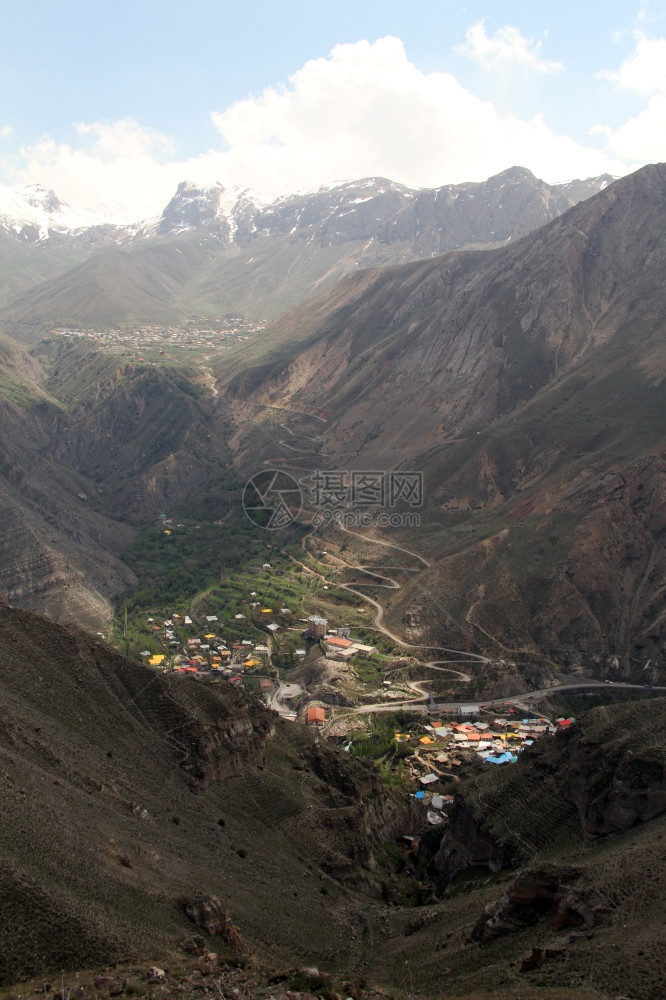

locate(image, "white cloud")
[[11, 119, 187, 223], [594, 32, 666, 162], [210, 37, 481, 194], [457, 20, 564, 74], [0, 125, 12, 139], [4, 37, 632, 223], [592, 94, 666, 161], [602, 32, 666, 95], [208, 37, 621, 195]]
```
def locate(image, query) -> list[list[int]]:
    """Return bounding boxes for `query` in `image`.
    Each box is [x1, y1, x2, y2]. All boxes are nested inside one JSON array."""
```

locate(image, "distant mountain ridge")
[[0, 167, 614, 339], [0, 168, 614, 242]]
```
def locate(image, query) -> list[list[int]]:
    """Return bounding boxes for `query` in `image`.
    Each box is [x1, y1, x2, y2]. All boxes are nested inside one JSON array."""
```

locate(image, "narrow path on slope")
[[290, 526, 488, 666], [197, 362, 219, 397]]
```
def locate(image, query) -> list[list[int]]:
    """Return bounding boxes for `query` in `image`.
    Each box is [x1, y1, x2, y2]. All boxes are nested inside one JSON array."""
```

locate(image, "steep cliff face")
[[245, 167, 580, 256]]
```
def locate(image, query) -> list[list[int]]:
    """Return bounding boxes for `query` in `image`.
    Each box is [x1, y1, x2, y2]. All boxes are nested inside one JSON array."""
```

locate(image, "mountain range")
[[222, 162, 666, 683], [1, 161, 665, 675], [0, 167, 612, 340], [2, 160, 666, 1000]]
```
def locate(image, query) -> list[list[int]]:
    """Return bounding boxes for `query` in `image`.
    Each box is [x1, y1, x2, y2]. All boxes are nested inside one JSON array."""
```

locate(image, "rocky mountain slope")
[[0, 334, 137, 628], [416, 697, 666, 999], [0, 168, 611, 340], [0, 599, 419, 986], [0, 163, 663, 671], [0, 334, 241, 629], [221, 163, 666, 681], [1, 598, 665, 999]]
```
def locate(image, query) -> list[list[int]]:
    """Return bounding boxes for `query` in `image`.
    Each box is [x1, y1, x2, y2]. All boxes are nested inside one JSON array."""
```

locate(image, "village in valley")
[[113, 522, 567, 823], [49, 316, 264, 358]]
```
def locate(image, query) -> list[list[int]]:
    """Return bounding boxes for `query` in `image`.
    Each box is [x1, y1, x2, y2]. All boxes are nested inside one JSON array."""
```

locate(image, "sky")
[[1, 0, 666, 223]]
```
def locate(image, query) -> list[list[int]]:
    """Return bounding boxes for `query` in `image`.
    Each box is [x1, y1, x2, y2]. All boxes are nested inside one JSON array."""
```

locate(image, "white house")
[[457, 704, 480, 718]]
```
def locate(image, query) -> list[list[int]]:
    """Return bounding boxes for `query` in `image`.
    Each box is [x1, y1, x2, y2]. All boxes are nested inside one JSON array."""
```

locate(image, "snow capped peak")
[[170, 180, 266, 212], [18, 184, 64, 214], [158, 181, 267, 236], [0, 183, 111, 239], [273, 176, 416, 203]]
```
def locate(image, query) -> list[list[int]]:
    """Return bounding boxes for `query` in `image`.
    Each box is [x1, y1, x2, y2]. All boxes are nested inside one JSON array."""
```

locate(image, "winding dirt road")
[[291, 522, 488, 668], [263, 420, 666, 718]]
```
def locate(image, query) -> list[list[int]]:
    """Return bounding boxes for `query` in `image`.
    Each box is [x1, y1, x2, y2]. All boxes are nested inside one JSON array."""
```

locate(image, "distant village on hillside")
[[51, 316, 264, 355]]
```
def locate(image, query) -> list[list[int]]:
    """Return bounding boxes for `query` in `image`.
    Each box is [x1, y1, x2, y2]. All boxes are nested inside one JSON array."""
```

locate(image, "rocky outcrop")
[[559, 707, 666, 838], [182, 691, 274, 791], [183, 894, 232, 934], [159, 182, 235, 234], [182, 896, 248, 953], [471, 865, 587, 942]]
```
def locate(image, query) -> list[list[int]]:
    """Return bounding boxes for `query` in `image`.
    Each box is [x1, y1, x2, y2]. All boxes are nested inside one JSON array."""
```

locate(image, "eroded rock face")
[[288, 744, 423, 886], [472, 866, 584, 942], [182, 896, 247, 954], [562, 728, 666, 838], [135, 676, 275, 792], [183, 895, 232, 935], [186, 708, 273, 790]]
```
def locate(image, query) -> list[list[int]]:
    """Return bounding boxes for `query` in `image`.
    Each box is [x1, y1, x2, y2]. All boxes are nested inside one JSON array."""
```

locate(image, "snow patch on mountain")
[[0, 183, 109, 239], [157, 181, 267, 238]]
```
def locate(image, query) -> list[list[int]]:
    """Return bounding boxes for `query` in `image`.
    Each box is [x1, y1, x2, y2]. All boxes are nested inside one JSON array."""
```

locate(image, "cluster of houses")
[[142, 603, 381, 687], [399, 712, 559, 824], [54, 318, 262, 355], [406, 712, 553, 779], [141, 611, 269, 682]]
